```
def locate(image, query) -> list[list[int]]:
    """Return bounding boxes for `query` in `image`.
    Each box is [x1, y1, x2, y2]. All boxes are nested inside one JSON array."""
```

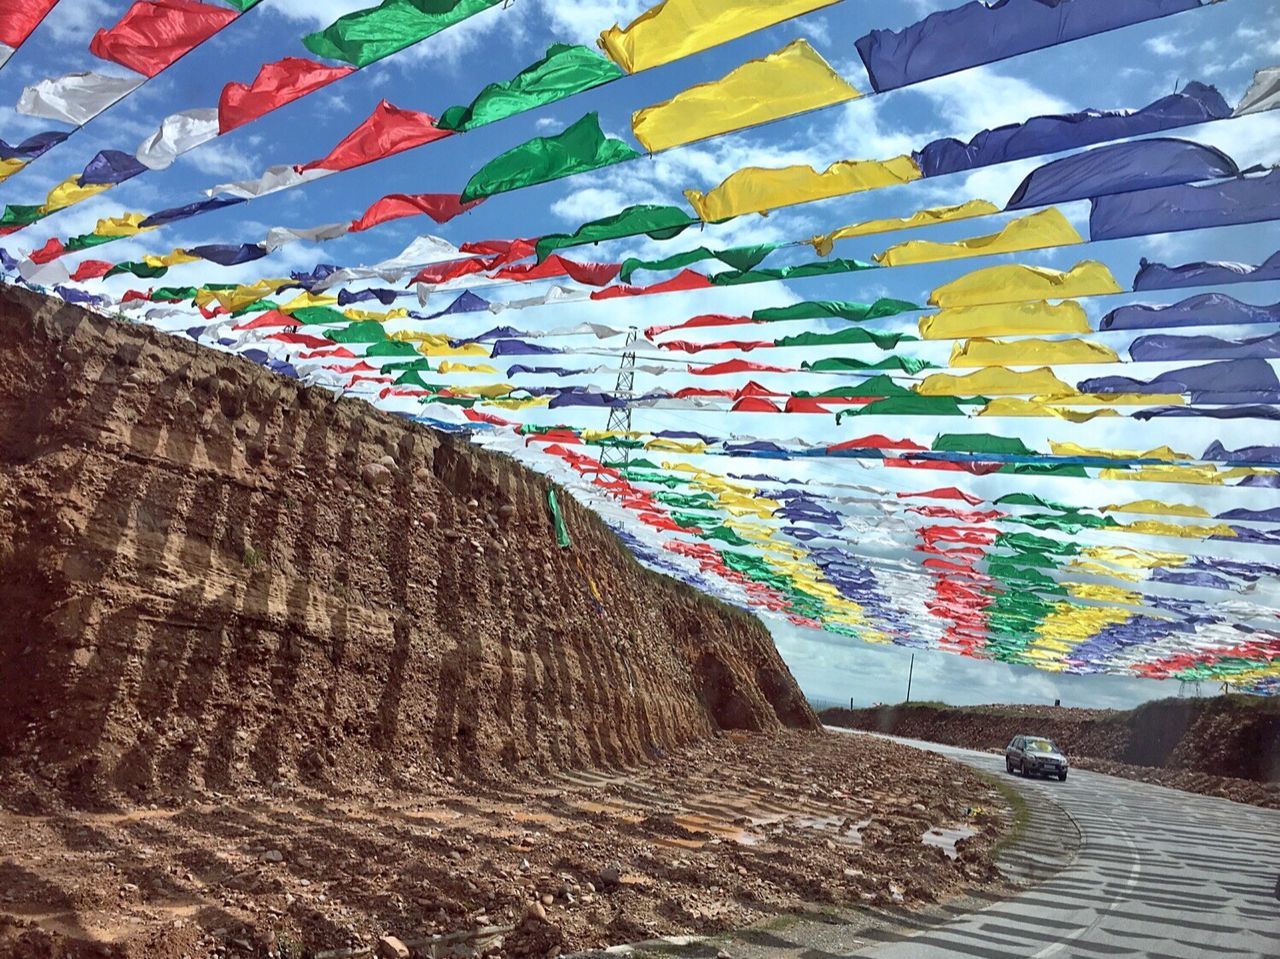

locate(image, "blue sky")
[[2, 0, 1278, 708]]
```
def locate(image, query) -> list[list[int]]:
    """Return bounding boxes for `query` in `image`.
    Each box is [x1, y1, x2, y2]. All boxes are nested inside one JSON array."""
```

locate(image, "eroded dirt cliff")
[[0, 285, 816, 811]]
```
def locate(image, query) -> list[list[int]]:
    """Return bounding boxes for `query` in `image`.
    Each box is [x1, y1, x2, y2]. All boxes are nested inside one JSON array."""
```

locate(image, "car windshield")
[[1026, 738, 1057, 753]]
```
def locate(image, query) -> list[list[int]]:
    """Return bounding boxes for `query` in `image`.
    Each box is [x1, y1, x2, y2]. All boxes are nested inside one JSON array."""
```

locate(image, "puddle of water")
[[922, 822, 977, 859]]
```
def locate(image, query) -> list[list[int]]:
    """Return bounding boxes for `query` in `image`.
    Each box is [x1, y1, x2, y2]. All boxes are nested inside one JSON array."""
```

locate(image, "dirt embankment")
[[0, 283, 815, 812], [0, 287, 1013, 958], [821, 698, 1280, 807]]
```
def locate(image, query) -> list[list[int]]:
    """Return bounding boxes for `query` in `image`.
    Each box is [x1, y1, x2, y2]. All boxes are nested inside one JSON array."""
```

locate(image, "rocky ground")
[[0, 731, 1010, 959]]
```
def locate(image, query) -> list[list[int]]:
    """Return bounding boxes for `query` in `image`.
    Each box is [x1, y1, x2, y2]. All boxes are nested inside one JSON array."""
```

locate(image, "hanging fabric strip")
[[598, 0, 840, 73], [686, 155, 921, 222], [873, 208, 1083, 266], [438, 43, 623, 132], [461, 112, 640, 202], [18, 71, 144, 125], [631, 40, 860, 153], [218, 58, 355, 133], [1090, 169, 1280, 240], [914, 81, 1231, 177], [303, 0, 505, 68], [855, 0, 1203, 92], [89, 0, 237, 77]]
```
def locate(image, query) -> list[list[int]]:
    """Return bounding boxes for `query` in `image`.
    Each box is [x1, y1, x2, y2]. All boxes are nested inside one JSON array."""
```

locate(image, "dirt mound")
[[0, 731, 1010, 959], [821, 697, 1280, 806], [0, 285, 816, 813]]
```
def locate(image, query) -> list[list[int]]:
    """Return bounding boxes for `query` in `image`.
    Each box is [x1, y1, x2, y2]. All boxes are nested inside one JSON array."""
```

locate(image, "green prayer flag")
[[221, 0, 262, 10], [836, 395, 971, 420], [106, 261, 168, 280], [151, 287, 198, 302], [303, 0, 503, 68], [933, 433, 1035, 456], [1000, 463, 1089, 477], [709, 257, 878, 286], [802, 356, 934, 374], [438, 44, 623, 132], [994, 493, 1071, 511], [64, 232, 121, 253], [461, 112, 640, 202], [775, 327, 915, 350], [547, 488, 572, 549], [365, 340, 421, 357], [0, 205, 44, 228], [535, 204, 699, 262], [395, 370, 440, 388], [700, 526, 752, 547], [289, 306, 349, 326], [231, 299, 277, 317], [327, 321, 389, 344], [619, 243, 777, 283], [754, 297, 918, 323], [654, 491, 716, 510]]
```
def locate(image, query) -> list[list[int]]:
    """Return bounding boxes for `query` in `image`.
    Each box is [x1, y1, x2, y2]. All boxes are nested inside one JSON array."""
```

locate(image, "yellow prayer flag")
[[919, 300, 1090, 339], [978, 398, 1117, 420], [417, 342, 490, 358], [438, 361, 497, 374], [1067, 560, 1141, 582], [344, 307, 408, 322], [1066, 583, 1144, 606], [950, 336, 1117, 367], [279, 291, 338, 312], [686, 154, 920, 222], [1111, 520, 1238, 539], [1101, 500, 1210, 517], [917, 366, 1076, 397], [142, 250, 200, 268], [93, 212, 152, 237], [1099, 465, 1274, 484], [40, 176, 112, 214], [200, 279, 289, 311], [1047, 393, 1184, 407], [599, 0, 841, 73], [812, 199, 999, 256], [0, 158, 26, 183], [929, 260, 1122, 309], [1051, 442, 1190, 462], [874, 208, 1082, 266], [632, 40, 860, 153], [1082, 546, 1187, 569], [645, 437, 708, 453]]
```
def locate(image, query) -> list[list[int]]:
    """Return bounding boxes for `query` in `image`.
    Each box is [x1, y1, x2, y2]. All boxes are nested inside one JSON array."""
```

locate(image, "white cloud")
[[1143, 34, 1185, 57]]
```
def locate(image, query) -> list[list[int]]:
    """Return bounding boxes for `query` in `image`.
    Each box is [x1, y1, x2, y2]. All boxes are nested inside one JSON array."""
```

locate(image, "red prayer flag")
[[349, 193, 482, 232], [89, 0, 238, 78], [828, 434, 927, 453], [233, 309, 296, 331], [297, 100, 452, 173], [0, 0, 59, 48], [70, 260, 115, 282], [490, 255, 620, 287], [896, 487, 985, 506], [658, 338, 771, 353], [645, 313, 749, 337], [732, 397, 781, 413], [409, 256, 490, 286], [218, 58, 354, 134], [689, 359, 792, 376], [590, 269, 713, 300], [269, 331, 336, 349], [28, 236, 65, 263]]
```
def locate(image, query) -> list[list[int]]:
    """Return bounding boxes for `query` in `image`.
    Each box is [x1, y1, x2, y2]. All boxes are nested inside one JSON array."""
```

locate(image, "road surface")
[[845, 732, 1280, 958]]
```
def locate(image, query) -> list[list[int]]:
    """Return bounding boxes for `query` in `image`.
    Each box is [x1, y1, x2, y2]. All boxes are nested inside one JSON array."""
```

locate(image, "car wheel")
[[1006, 757, 1014, 774], [1058, 770, 1067, 781], [1021, 760, 1033, 778]]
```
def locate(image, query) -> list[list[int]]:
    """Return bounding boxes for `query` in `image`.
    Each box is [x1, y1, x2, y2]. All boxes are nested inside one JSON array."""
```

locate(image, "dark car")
[[1006, 735, 1068, 780]]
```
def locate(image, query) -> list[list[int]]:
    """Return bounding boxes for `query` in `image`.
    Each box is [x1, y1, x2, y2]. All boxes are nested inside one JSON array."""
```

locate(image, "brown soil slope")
[[0, 285, 816, 811]]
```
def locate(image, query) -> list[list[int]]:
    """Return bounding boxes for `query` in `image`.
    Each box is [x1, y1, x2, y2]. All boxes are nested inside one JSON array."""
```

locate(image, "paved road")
[[846, 732, 1280, 959]]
